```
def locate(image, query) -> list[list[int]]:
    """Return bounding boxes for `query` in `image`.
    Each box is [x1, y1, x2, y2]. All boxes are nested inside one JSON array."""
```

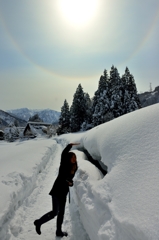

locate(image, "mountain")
[[138, 86, 159, 108], [0, 110, 27, 130], [7, 108, 60, 124]]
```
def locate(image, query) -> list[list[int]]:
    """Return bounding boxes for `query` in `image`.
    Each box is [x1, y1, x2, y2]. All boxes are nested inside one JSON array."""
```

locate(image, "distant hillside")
[[138, 86, 159, 108], [0, 110, 27, 130], [7, 108, 60, 124]]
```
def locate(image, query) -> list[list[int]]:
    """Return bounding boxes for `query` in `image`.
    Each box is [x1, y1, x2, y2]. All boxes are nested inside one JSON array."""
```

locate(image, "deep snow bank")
[[57, 104, 159, 240]]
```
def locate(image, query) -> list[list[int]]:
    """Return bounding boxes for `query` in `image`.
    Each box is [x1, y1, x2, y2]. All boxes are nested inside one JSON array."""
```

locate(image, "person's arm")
[[61, 144, 72, 160], [61, 143, 80, 164]]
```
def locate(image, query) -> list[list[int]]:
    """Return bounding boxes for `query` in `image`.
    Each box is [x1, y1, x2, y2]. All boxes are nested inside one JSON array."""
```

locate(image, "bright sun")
[[58, 0, 98, 27]]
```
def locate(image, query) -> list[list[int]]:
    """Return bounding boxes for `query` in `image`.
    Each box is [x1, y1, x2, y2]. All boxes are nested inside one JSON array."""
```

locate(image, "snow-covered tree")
[[92, 69, 110, 126], [109, 66, 123, 118], [4, 123, 19, 142], [70, 84, 87, 132], [29, 114, 42, 122], [92, 66, 140, 125], [121, 67, 141, 113], [57, 99, 70, 135], [81, 93, 93, 130], [59, 66, 141, 132]]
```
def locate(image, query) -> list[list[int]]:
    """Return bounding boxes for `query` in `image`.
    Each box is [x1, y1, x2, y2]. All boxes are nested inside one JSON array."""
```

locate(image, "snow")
[[0, 103, 159, 240]]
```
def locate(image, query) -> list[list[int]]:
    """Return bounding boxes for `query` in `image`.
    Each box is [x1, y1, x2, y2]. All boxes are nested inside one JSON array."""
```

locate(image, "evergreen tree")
[[121, 67, 141, 113], [121, 66, 130, 114], [57, 66, 141, 132], [70, 84, 86, 132], [109, 66, 123, 118], [92, 69, 110, 126], [29, 114, 42, 122], [57, 99, 70, 135], [81, 93, 93, 130]]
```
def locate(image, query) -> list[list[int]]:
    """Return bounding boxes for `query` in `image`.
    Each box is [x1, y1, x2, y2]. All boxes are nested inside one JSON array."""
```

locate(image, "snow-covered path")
[[6, 140, 89, 240]]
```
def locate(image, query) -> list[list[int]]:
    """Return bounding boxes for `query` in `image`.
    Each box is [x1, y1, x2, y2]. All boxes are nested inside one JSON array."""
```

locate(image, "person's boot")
[[34, 211, 54, 235], [56, 230, 68, 237], [34, 220, 41, 235]]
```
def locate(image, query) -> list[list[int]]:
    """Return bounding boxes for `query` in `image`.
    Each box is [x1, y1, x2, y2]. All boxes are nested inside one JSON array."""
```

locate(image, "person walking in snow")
[[34, 143, 79, 237]]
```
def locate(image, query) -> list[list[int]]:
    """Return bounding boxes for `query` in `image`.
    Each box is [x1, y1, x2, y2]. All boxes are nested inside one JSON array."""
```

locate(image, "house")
[[23, 121, 52, 137]]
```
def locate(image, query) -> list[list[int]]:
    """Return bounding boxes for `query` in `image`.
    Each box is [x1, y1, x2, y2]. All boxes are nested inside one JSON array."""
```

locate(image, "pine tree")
[[109, 66, 123, 118], [70, 84, 86, 132], [92, 69, 110, 126], [57, 66, 141, 132], [81, 92, 93, 130], [57, 99, 70, 135], [29, 114, 42, 122], [121, 66, 130, 114], [122, 67, 141, 113]]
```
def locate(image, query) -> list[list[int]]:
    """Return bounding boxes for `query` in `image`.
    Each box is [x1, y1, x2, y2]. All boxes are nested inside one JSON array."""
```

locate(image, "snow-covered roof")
[[27, 121, 51, 126]]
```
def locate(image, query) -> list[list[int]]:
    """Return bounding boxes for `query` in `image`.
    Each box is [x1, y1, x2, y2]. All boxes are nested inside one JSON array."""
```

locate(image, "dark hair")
[[67, 152, 76, 161]]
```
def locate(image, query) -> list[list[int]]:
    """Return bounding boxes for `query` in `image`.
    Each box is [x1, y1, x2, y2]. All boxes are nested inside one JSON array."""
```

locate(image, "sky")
[[0, 0, 159, 112]]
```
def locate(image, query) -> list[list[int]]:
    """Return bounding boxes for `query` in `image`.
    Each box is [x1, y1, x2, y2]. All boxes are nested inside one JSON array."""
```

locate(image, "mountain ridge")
[[0, 109, 27, 129], [0, 108, 60, 130], [7, 108, 60, 124]]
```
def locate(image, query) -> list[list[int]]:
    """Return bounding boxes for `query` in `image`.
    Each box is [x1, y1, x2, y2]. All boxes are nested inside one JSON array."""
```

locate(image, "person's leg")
[[56, 196, 68, 237], [34, 196, 59, 235]]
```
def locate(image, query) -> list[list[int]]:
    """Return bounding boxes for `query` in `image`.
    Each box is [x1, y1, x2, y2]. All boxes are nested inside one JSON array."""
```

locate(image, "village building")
[[23, 121, 52, 138]]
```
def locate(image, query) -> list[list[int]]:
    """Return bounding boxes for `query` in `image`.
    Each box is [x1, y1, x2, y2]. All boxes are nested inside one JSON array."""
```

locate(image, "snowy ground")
[[0, 103, 159, 240], [0, 138, 89, 240]]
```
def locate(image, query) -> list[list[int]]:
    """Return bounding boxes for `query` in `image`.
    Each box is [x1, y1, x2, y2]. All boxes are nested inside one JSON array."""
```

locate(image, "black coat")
[[49, 144, 77, 198]]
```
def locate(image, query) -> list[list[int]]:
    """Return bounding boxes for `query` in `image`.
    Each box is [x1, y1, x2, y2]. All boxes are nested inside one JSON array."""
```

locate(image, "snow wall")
[[57, 104, 159, 240]]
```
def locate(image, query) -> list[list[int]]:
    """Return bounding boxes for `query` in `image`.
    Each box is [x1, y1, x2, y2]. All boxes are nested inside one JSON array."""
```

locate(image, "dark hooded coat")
[[49, 144, 78, 199]]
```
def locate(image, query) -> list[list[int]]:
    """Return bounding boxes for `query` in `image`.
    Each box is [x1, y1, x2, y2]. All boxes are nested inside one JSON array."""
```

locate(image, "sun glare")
[[58, 0, 98, 27]]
